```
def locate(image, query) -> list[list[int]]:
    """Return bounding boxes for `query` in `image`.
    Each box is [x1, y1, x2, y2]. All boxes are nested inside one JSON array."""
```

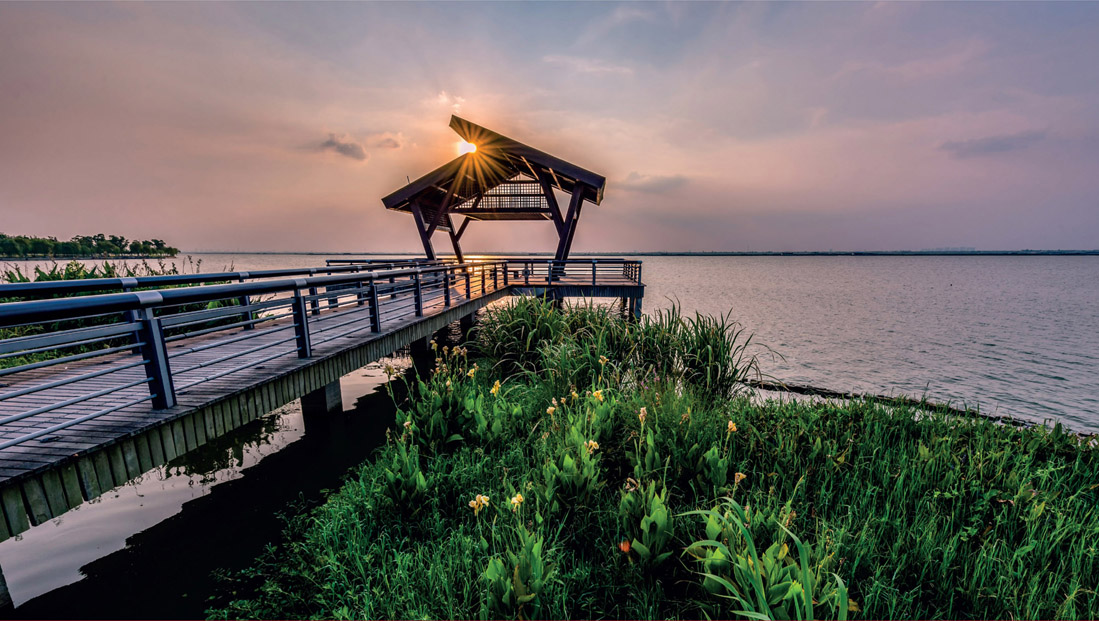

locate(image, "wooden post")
[[301, 381, 342, 416], [409, 199, 437, 261], [445, 213, 465, 263], [555, 188, 584, 261]]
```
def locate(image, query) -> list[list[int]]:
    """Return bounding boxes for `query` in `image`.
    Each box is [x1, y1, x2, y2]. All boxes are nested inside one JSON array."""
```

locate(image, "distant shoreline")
[[176, 250, 1099, 257], [1, 254, 181, 261]]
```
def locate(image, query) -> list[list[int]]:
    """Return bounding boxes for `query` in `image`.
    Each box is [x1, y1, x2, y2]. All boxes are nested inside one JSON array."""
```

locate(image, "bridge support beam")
[[627, 297, 643, 321], [301, 381, 343, 416], [459, 312, 476, 338]]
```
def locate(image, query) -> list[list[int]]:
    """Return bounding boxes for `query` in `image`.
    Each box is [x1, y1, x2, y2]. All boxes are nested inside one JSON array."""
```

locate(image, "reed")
[[209, 301, 1098, 620]]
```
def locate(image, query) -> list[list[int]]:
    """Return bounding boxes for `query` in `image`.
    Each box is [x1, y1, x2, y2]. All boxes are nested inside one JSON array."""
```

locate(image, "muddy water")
[[1, 324, 465, 619]]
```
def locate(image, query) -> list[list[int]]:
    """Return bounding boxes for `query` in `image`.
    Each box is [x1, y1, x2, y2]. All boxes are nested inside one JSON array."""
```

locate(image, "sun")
[[457, 140, 477, 155]]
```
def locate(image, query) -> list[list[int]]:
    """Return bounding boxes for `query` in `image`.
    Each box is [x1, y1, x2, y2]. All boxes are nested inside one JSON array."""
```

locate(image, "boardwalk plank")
[[40, 470, 68, 517], [59, 463, 84, 509], [1, 485, 30, 535], [23, 477, 52, 524], [108, 445, 128, 487], [92, 451, 114, 491], [76, 457, 101, 500]]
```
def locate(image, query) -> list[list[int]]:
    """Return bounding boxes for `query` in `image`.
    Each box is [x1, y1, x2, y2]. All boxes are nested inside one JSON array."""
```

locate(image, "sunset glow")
[[0, 2, 1097, 254], [457, 140, 477, 156]]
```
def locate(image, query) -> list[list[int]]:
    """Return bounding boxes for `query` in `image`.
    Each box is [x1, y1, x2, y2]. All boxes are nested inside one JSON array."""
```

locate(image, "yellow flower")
[[510, 493, 524, 510], [469, 493, 490, 516], [467, 368, 476, 378], [638, 407, 647, 425], [734, 472, 747, 485], [384, 364, 396, 378], [552, 397, 558, 406], [586, 440, 600, 454], [727, 421, 737, 434], [403, 420, 412, 430], [571, 390, 579, 401], [599, 355, 608, 366], [430, 339, 437, 351], [592, 390, 604, 403], [546, 406, 556, 416], [490, 380, 501, 396]]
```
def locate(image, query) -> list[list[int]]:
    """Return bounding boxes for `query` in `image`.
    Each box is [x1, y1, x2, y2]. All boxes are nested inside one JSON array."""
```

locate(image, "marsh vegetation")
[[209, 297, 1098, 620]]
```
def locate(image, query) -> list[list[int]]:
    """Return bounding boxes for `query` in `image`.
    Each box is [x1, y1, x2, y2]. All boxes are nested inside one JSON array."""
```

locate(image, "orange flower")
[[618, 540, 631, 554]]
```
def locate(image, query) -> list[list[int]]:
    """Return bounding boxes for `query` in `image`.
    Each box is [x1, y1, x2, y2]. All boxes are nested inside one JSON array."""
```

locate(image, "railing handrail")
[[0, 261, 452, 299], [0, 262, 509, 327], [0, 258, 642, 300]]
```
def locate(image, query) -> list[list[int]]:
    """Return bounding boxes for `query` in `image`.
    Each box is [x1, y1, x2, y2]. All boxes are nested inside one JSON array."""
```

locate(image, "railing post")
[[356, 280, 366, 306], [413, 271, 424, 317], [524, 262, 530, 286], [308, 286, 321, 316], [121, 277, 142, 354], [369, 280, 382, 332], [493, 265, 498, 290], [444, 270, 451, 307], [503, 263, 509, 286], [389, 276, 397, 299], [465, 268, 472, 298], [237, 272, 253, 330], [134, 305, 176, 410], [291, 288, 312, 358], [592, 261, 597, 286]]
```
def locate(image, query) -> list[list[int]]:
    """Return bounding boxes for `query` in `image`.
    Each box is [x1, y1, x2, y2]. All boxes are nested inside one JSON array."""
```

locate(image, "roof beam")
[[536, 171, 566, 237], [425, 172, 462, 237]]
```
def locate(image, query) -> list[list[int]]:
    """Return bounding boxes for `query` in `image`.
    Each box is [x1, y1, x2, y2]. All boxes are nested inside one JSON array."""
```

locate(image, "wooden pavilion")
[[381, 116, 606, 262]]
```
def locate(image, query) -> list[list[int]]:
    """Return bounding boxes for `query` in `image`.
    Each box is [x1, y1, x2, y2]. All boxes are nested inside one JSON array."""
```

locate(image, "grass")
[[207, 297, 1099, 620]]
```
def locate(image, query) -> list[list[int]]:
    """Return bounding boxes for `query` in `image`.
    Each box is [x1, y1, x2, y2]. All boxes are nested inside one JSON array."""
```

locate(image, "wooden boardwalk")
[[0, 259, 643, 541]]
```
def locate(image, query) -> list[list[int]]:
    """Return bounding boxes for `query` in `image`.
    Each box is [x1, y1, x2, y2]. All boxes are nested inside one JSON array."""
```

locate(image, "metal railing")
[[0, 258, 641, 451], [0, 259, 453, 301], [0, 261, 508, 450]]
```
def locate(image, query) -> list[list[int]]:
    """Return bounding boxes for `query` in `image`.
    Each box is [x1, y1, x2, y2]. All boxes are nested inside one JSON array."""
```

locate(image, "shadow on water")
[[2, 322, 470, 619]]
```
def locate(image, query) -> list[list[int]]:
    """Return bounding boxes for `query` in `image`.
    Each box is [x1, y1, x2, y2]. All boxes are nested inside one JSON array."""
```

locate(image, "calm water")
[[1, 253, 1096, 615], [8, 253, 1097, 428]]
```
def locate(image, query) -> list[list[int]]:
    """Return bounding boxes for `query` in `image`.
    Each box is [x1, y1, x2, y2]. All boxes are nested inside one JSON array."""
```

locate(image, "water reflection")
[[2, 322, 468, 619]]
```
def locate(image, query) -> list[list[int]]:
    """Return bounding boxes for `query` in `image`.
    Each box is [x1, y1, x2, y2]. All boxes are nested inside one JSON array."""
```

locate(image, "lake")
[[2, 252, 1096, 613], [6, 253, 1098, 430]]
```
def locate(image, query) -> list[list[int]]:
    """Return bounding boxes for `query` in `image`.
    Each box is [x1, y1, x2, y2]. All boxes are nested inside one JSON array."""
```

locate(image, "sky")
[[1, 2, 1098, 253]]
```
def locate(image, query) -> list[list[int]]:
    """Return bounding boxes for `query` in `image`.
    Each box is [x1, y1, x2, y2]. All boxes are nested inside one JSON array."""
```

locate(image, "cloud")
[[433, 90, 465, 113], [318, 133, 367, 161], [939, 130, 1046, 159], [369, 133, 402, 149], [543, 55, 633, 76], [619, 172, 688, 194]]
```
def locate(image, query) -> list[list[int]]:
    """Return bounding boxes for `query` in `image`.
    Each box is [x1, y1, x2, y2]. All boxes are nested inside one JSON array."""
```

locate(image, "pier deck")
[[0, 259, 642, 541]]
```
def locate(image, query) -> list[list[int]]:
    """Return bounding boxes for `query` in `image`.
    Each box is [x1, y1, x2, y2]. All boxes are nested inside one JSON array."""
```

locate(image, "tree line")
[[0, 233, 180, 258]]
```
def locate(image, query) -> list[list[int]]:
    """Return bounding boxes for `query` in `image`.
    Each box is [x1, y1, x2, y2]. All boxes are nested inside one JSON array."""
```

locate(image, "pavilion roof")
[[381, 116, 606, 226]]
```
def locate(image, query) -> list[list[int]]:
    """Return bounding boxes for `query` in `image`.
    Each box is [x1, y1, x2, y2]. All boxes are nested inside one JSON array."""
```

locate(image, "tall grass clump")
[[209, 299, 1099, 620], [477, 296, 766, 402]]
